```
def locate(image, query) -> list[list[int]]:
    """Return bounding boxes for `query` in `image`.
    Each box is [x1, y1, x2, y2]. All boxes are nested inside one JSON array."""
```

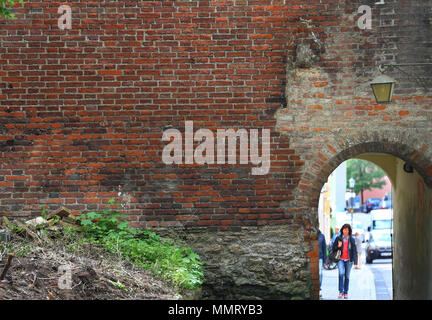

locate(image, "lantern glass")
[[370, 75, 396, 104]]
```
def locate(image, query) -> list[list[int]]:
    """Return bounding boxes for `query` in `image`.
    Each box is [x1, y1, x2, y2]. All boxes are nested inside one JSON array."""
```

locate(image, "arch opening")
[[308, 145, 432, 300], [318, 158, 394, 300]]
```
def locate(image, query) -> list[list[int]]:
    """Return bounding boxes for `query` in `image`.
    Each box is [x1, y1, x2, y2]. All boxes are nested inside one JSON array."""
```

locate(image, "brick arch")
[[293, 132, 432, 214], [289, 132, 432, 299]]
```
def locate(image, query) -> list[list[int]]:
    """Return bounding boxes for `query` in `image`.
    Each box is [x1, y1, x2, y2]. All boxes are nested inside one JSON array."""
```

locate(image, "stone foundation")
[[156, 225, 316, 300]]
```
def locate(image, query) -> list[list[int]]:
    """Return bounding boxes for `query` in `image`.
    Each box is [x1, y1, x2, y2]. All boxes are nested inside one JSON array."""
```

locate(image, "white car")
[[366, 230, 392, 263]]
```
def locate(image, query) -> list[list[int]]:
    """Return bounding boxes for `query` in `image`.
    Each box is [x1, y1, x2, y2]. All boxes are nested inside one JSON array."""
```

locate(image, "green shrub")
[[79, 200, 204, 290], [0, 0, 24, 19]]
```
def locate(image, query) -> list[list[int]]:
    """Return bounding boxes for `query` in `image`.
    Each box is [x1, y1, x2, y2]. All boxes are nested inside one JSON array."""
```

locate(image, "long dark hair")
[[340, 223, 352, 236]]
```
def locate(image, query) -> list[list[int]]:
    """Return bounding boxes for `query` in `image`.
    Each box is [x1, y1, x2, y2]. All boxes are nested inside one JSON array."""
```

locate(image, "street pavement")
[[320, 246, 392, 300], [321, 262, 377, 300], [368, 259, 392, 300]]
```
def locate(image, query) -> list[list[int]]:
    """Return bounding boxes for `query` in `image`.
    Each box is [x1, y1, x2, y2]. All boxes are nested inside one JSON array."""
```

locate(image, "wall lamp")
[[403, 163, 414, 174], [370, 63, 432, 104]]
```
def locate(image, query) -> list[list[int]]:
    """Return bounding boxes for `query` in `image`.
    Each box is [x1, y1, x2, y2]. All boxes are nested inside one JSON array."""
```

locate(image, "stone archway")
[[295, 134, 432, 299]]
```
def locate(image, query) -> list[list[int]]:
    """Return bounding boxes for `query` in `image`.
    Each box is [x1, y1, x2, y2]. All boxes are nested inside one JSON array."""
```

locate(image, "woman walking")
[[332, 224, 358, 299]]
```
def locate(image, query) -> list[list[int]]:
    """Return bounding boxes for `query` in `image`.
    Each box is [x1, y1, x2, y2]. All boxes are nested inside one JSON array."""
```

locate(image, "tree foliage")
[[0, 0, 23, 19], [346, 159, 387, 203]]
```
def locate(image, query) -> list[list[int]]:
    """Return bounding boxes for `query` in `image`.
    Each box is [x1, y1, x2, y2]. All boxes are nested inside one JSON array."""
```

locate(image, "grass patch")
[[79, 199, 204, 291]]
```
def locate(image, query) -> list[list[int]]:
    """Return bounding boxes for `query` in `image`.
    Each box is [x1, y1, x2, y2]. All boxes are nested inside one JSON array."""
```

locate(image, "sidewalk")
[[321, 261, 377, 300]]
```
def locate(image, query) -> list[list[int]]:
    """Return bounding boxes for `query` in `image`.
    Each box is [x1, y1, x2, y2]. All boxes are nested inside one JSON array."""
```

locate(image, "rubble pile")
[[0, 207, 179, 300]]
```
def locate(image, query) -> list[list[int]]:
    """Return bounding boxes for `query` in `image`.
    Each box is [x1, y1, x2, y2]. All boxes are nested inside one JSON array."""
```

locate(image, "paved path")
[[321, 263, 377, 300], [369, 259, 393, 300]]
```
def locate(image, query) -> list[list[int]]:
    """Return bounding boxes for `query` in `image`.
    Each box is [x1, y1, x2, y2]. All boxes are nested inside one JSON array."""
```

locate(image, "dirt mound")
[[0, 234, 180, 300]]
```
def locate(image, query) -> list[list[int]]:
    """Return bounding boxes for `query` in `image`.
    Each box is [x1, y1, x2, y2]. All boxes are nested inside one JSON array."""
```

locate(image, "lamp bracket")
[[378, 63, 432, 91]]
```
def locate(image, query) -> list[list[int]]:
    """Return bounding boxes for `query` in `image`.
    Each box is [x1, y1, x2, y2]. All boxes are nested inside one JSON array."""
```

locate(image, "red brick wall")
[[1, 0, 431, 300], [0, 0, 431, 234], [0, 0, 301, 226]]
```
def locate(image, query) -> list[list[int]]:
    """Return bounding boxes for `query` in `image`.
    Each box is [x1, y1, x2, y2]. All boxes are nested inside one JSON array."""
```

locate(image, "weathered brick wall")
[[1, 0, 431, 299], [0, 0, 307, 227], [280, 0, 432, 203]]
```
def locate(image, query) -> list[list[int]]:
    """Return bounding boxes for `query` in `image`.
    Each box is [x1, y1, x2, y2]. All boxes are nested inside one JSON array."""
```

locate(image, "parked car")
[[379, 195, 392, 209], [369, 209, 393, 231], [364, 198, 381, 213], [365, 230, 392, 263]]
